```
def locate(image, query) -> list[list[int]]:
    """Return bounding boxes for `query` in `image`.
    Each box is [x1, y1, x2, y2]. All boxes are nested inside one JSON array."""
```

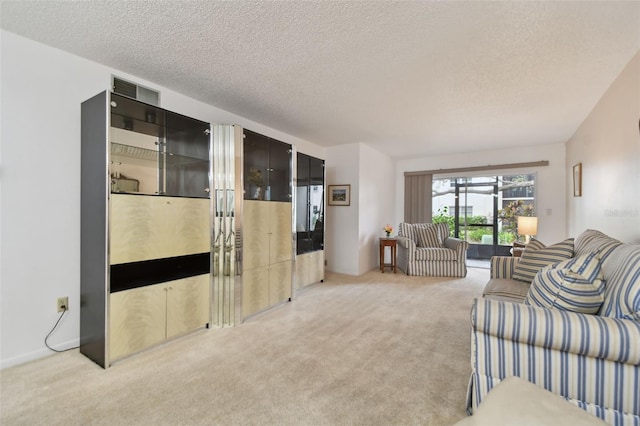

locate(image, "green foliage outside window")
[[432, 206, 454, 236], [498, 200, 534, 242], [434, 203, 530, 244]]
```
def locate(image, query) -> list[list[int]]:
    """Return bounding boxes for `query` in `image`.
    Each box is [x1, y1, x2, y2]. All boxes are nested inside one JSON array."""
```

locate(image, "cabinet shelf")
[[110, 142, 208, 169]]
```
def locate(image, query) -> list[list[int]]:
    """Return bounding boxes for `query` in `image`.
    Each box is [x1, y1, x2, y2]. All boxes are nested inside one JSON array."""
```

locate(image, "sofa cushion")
[[414, 247, 457, 261], [416, 224, 442, 248], [599, 244, 640, 320], [512, 238, 574, 283], [483, 278, 530, 303], [525, 251, 605, 314]]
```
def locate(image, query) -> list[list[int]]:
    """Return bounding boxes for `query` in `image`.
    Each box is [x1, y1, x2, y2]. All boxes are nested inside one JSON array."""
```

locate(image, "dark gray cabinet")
[[80, 91, 211, 368]]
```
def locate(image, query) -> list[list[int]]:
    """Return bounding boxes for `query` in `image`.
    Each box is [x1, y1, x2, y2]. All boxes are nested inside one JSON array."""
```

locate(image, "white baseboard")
[[0, 338, 80, 370]]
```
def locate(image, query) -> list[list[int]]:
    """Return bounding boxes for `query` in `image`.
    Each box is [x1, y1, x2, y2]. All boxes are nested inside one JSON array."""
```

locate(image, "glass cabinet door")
[[268, 139, 291, 202], [243, 129, 291, 202], [244, 130, 269, 200], [110, 94, 165, 196], [109, 93, 209, 198], [296, 153, 324, 255], [165, 112, 210, 198], [309, 156, 324, 251], [296, 153, 311, 255]]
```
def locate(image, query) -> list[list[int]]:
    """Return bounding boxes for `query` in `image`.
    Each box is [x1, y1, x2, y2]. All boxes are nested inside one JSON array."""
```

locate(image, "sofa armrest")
[[490, 256, 519, 279], [472, 298, 640, 364], [396, 236, 415, 274], [470, 298, 640, 421], [396, 235, 414, 250], [444, 237, 469, 259]]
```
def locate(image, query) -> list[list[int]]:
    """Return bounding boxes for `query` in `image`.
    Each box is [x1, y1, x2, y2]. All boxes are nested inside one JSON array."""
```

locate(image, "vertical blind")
[[404, 174, 432, 223]]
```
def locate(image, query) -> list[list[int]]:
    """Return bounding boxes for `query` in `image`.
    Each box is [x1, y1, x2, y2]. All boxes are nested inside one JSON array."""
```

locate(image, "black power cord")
[[44, 307, 79, 353]]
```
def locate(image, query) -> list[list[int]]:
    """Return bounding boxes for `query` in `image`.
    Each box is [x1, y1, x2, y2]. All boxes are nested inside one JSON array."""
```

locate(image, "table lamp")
[[517, 216, 538, 243]]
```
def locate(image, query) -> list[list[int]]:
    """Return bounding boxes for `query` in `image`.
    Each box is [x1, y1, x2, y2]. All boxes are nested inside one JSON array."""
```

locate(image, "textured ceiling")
[[1, 1, 639, 159]]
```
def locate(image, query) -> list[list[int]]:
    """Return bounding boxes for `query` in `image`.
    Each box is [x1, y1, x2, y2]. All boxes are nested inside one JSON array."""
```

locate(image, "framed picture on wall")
[[328, 184, 351, 206], [573, 163, 582, 197]]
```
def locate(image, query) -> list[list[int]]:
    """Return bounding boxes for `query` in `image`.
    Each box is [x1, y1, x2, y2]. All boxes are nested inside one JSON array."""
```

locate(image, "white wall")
[[0, 31, 325, 368], [566, 52, 640, 243], [324, 144, 360, 275], [358, 144, 395, 274], [324, 143, 395, 275], [395, 143, 568, 245]]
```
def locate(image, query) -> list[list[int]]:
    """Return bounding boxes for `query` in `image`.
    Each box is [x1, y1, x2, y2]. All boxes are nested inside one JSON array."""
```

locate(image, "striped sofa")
[[396, 222, 468, 277], [467, 230, 640, 425]]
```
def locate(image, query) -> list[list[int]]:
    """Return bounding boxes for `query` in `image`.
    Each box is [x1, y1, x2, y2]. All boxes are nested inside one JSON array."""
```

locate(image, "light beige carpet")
[[1, 268, 487, 426]]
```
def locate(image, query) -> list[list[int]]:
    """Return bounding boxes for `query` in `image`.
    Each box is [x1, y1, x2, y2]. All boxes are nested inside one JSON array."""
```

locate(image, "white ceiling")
[[1, 1, 639, 159]]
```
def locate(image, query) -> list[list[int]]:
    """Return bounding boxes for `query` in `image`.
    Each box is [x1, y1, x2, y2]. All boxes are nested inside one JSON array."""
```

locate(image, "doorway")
[[432, 173, 536, 262], [454, 177, 503, 260]]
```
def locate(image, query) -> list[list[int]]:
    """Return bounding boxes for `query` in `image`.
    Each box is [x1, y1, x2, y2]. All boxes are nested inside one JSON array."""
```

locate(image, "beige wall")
[[566, 52, 640, 243]]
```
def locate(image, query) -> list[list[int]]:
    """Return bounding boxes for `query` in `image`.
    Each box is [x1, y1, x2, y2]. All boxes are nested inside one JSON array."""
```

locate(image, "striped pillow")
[[416, 224, 442, 248], [599, 244, 640, 320], [398, 223, 414, 240], [512, 238, 574, 283], [399, 223, 424, 244], [525, 251, 605, 314]]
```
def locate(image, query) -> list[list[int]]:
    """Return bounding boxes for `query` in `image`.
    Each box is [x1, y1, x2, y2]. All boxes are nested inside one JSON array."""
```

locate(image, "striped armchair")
[[467, 230, 640, 425], [396, 222, 468, 277]]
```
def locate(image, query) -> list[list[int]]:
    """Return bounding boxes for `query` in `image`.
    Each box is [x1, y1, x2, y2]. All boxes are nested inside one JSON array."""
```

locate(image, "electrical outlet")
[[57, 297, 68, 312]]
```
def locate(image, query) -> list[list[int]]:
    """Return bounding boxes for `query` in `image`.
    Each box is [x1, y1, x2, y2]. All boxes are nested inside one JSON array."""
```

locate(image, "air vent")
[[112, 76, 159, 106]]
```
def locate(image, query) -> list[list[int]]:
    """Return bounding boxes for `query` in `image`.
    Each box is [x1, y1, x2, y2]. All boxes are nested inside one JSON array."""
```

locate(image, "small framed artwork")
[[573, 163, 582, 197], [328, 184, 351, 206]]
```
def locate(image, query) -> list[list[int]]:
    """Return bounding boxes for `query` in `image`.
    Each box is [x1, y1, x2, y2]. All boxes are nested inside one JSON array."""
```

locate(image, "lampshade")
[[517, 216, 538, 237]]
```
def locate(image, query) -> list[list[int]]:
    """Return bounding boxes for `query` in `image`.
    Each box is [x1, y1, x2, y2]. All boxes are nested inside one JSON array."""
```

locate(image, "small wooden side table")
[[379, 238, 397, 273]]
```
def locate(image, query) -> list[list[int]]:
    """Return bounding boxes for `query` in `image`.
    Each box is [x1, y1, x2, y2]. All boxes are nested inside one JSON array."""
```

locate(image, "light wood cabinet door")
[[294, 253, 310, 290], [110, 275, 210, 360], [269, 261, 292, 305], [294, 251, 324, 289], [110, 284, 166, 360], [242, 200, 292, 319], [243, 200, 291, 268], [270, 202, 292, 264], [111, 194, 210, 264], [309, 251, 324, 285], [243, 201, 270, 270], [242, 266, 270, 318], [166, 274, 210, 338]]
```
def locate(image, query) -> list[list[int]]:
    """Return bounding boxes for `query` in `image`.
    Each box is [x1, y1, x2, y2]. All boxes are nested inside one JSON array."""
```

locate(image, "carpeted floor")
[[0, 267, 487, 426]]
